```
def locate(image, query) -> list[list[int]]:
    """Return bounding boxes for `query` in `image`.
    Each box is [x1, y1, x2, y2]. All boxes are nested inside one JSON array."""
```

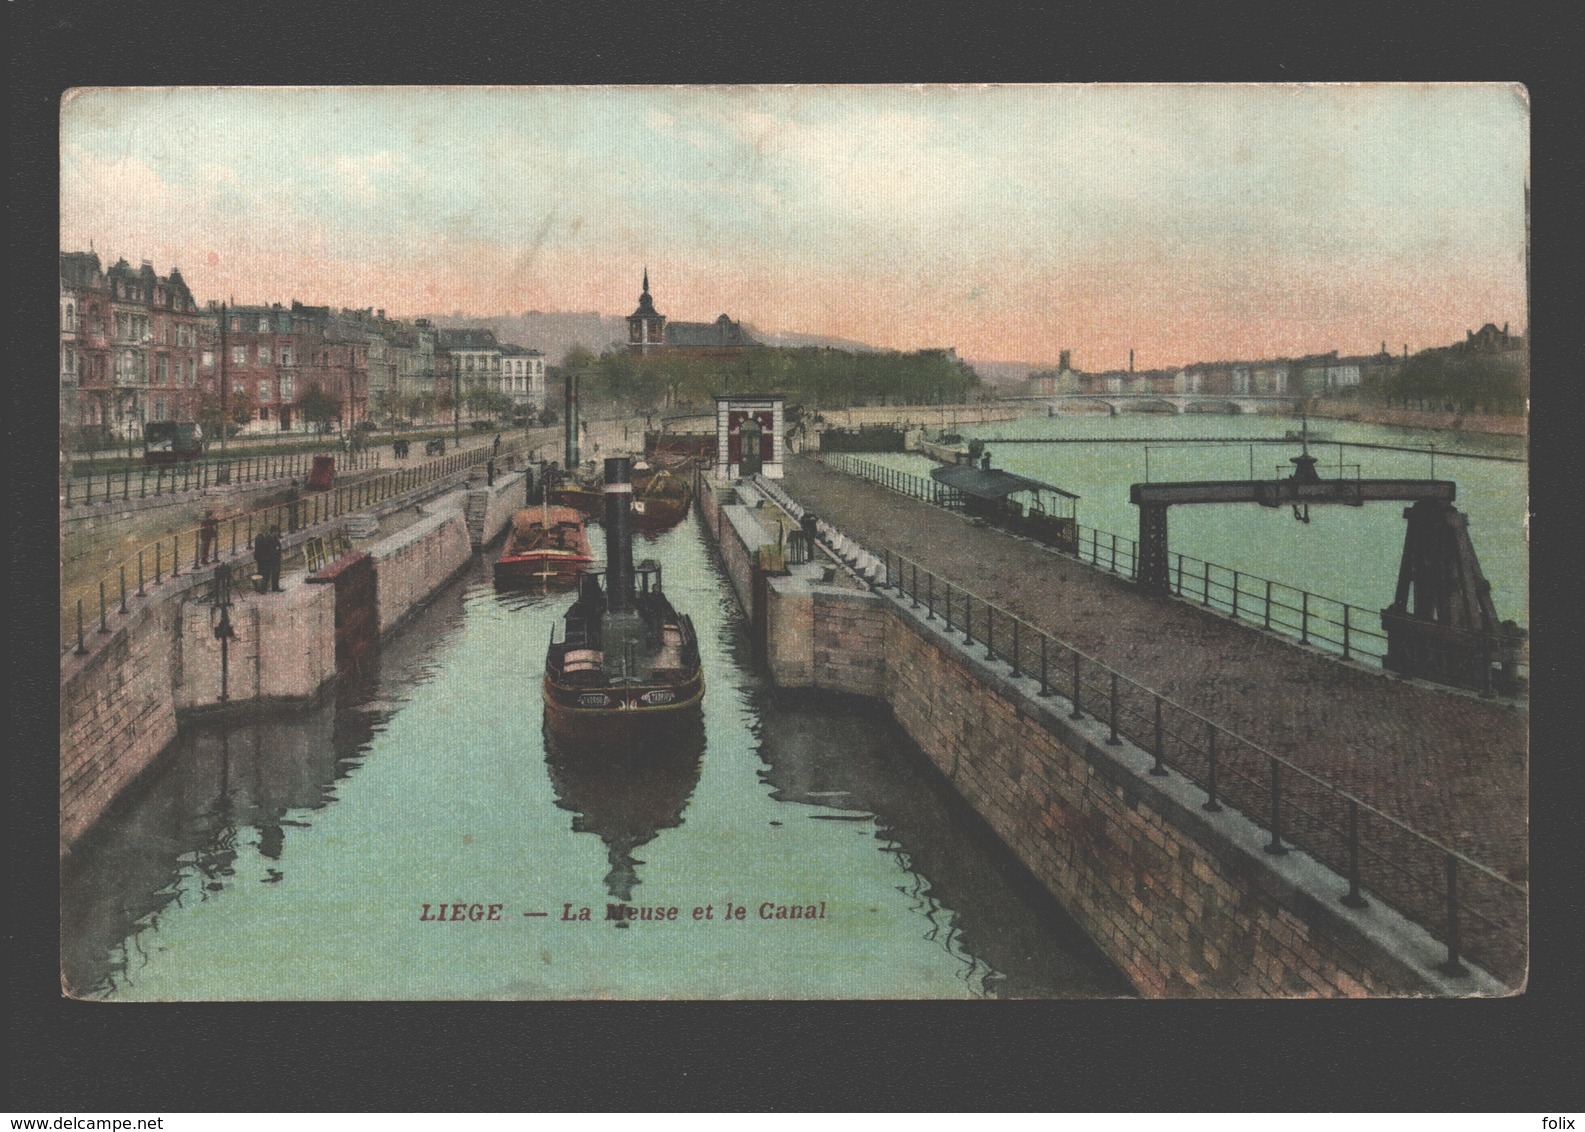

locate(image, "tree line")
[[558, 345, 984, 414], [1360, 348, 1528, 416]]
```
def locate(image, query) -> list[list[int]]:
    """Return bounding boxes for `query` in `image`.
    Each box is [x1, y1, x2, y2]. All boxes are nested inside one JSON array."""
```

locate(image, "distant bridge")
[[1029, 393, 1308, 416]]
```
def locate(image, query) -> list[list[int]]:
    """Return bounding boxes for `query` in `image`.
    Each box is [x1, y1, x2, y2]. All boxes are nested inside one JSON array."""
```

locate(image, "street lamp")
[[218, 301, 228, 458]]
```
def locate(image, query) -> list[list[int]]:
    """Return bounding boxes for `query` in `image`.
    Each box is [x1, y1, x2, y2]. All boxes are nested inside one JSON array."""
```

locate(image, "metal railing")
[[62, 448, 384, 507], [62, 439, 525, 658], [869, 544, 1526, 987], [823, 453, 1527, 686]]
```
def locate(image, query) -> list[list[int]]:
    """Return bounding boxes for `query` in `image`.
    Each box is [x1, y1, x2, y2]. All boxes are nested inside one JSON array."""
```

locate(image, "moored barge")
[[494, 503, 594, 588]]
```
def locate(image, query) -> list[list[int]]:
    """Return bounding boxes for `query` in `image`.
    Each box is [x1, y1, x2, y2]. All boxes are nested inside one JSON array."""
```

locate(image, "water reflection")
[[755, 689, 1132, 998], [542, 715, 705, 910]]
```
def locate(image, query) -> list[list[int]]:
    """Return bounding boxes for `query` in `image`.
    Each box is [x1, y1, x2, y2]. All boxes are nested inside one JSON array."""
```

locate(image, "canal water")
[[875, 412, 1527, 627], [61, 514, 1131, 1000]]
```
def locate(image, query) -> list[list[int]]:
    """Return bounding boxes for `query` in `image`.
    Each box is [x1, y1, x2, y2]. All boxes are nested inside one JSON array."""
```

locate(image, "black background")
[[11, 0, 1583, 1112]]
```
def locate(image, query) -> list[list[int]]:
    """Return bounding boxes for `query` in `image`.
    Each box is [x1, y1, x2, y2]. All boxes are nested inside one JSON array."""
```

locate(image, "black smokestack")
[[564, 371, 580, 469], [603, 456, 634, 613]]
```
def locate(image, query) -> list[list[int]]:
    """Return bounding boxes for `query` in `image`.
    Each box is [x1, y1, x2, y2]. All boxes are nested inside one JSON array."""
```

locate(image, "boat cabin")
[[930, 454, 1080, 553]]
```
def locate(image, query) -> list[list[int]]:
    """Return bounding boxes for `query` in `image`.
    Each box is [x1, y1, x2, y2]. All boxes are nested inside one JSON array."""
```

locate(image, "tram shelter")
[[931, 457, 1079, 553]]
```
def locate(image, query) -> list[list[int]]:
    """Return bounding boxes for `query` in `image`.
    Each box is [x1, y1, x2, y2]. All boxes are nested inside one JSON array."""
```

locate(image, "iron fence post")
[[1265, 579, 1273, 630], [1301, 591, 1310, 644], [944, 584, 953, 633], [1070, 655, 1083, 720], [1108, 672, 1120, 745], [75, 600, 87, 655], [98, 581, 109, 633], [155, 542, 162, 584], [137, 550, 145, 596], [1265, 758, 1288, 854], [1203, 560, 1211, 605], [1038, 634, 1051, 696], [964, 594, 974, 646], [1176, 553, 1184, 596], [1202, 725, 1222, 812], [119, 566, 128, 614], [1110, 532, 1117, 573], [140, 468, 147, 498], [1150, 696, 1167, 775], [1011, 618, 1021, 677], [1343, 605, 1351, 659], [1232, 571, 1240, 620], [926, 572, 935, 620], [1438, 853, 1468, 977], [985, 606, 995, 661], [911, 562, 920, 609], [171, 535, 181, 577], [1341, 800, 1368, 908]]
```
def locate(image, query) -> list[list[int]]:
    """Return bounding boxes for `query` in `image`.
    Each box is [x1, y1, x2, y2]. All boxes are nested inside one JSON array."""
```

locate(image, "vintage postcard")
[[58, 84, 1528, 1000]]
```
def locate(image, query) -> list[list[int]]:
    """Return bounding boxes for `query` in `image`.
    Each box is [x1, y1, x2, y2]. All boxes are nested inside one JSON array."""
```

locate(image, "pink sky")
[[61, 85, 1529, 368]]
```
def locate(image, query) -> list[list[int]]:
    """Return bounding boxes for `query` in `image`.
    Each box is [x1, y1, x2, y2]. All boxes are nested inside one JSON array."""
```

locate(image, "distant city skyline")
[[61, 85, 1528, 369]]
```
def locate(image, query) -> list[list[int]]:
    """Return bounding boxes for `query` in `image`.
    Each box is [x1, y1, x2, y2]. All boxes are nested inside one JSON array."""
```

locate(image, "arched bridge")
[[1042, 394, 1307, 416]]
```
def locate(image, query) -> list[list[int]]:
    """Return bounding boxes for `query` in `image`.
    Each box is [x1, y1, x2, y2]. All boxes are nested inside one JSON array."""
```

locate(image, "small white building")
[[499, 344, 547, 408], [714, 394, 785, 480]]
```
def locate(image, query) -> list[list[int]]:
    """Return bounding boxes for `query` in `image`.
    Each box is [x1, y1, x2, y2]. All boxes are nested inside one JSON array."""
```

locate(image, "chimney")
[[603, 457, 635, 613], [1129, 349, 1135, 373]]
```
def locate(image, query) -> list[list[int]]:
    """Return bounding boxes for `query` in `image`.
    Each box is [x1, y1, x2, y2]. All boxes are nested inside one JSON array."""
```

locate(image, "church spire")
[[642, 266, 650, 297]]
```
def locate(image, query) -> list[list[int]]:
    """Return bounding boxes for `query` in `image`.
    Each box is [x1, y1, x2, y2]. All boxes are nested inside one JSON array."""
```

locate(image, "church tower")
[[627, 268, 666, 353]]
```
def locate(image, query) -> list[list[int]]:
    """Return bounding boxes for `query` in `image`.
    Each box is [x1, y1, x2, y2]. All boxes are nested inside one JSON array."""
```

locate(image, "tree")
[[298, 385, 342, 433]]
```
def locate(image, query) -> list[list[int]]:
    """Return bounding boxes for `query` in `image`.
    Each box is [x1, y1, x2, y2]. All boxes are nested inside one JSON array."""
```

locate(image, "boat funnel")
[[603, 456, 635, 613], [564, 371, 580, 470]]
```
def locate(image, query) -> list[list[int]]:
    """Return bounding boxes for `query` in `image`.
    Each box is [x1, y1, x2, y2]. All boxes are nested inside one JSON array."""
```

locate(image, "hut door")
[[740, 418, 763, 476]]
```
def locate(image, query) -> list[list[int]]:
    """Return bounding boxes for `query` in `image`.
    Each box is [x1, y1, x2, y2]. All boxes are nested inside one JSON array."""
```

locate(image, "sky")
[[60, 84, 1529, 369]]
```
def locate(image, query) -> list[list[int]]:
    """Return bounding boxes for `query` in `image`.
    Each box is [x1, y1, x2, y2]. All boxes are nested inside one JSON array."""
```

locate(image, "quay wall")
[[700, 476, 1503, 998], [60, 484, 488, 857]]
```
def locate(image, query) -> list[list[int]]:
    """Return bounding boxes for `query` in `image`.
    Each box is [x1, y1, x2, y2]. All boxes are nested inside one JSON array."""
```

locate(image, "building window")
[[259, 345, 272, 365], [280, 375, 294, 400], [281, 343, 293, 366], [233, 346, 247, 366], [233, 382, 246, 397], [258, 380, 272, 402], [259, 406, 270, 421], [203, 350, 215, 369], [63, 347, 76, 374], [258, 317, 270, 333], [64, 303, 76, 331], [230, 316, 241, 332], [156, 355, 169, 383]]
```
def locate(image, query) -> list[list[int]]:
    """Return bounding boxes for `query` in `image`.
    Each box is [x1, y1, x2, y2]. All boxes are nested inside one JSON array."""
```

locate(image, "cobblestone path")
[[785, 456, 1528, 891]]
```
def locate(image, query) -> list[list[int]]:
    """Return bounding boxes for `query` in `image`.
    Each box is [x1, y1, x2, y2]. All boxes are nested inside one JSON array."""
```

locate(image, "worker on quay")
[[255, 526, 284, 593], [199, 509, 219, 564]]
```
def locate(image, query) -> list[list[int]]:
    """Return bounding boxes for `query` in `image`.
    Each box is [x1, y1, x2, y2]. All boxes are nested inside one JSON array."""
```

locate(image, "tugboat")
[[543, 457, 705, 743], [494, 495, 594, 588]]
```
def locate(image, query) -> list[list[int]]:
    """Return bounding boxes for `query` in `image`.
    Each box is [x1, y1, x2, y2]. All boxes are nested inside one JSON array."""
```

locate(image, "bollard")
[[1202, 725, 1222, 812], [1340, 800, 1368, 908], [1107, 672, 1121, 745], [1069, 654, 1083, 720], [1150, 696, 1167, 775], [1264, 758, 1287, 854]]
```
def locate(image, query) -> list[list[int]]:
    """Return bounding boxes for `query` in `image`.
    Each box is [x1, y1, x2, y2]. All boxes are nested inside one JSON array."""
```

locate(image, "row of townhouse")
[[61, 249, 548, 439], [1032, 346, 1402, 400]]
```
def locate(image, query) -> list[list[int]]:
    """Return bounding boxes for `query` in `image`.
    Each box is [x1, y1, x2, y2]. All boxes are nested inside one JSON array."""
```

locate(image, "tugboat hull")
[[542, 670, 705, 745]]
